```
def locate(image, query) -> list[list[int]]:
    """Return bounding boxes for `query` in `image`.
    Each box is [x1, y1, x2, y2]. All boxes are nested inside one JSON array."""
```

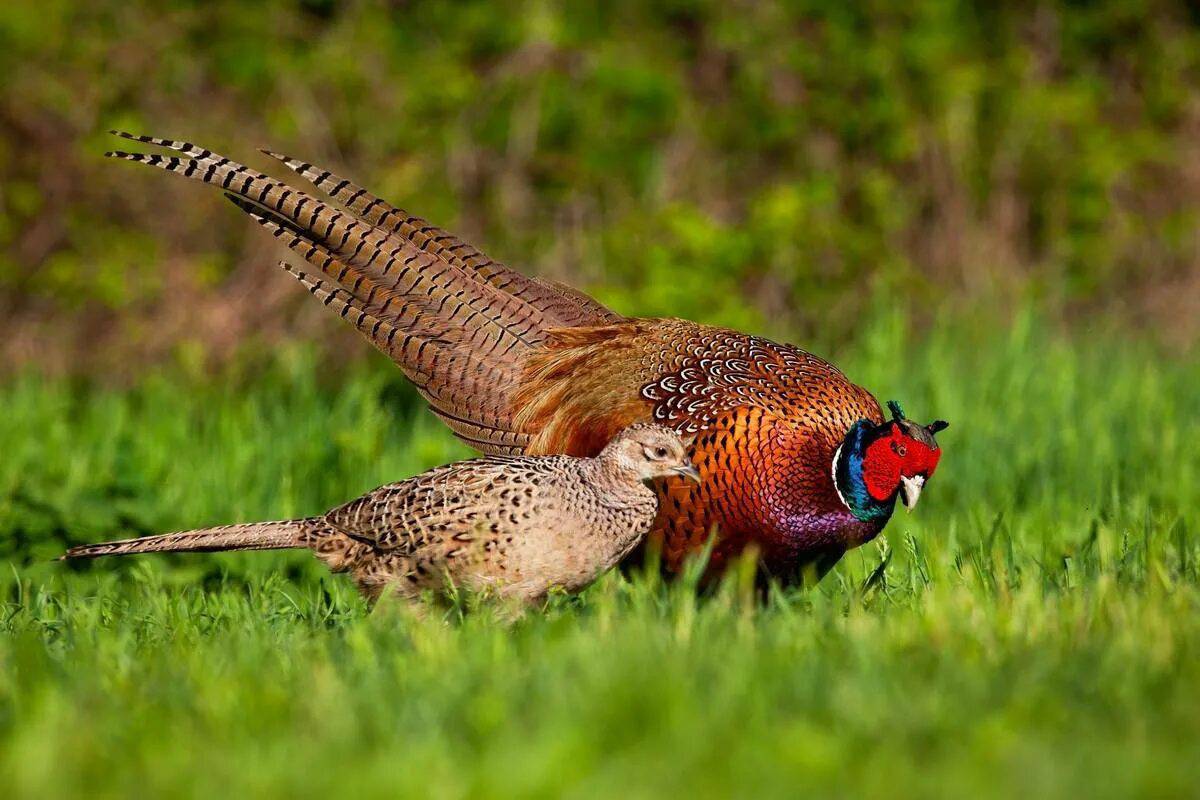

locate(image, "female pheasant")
[[107, 131, 948, 583], [65, 425, 698, 607]]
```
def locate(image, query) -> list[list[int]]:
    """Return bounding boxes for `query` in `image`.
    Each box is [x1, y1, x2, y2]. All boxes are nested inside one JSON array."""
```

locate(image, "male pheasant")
[[65, 425, 698, 607], [106, 131, 948, 583]]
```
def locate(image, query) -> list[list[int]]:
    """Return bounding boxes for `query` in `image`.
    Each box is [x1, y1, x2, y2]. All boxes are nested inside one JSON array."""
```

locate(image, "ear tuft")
[[886, 400, 905, 421], [927, 420, 950, 435]]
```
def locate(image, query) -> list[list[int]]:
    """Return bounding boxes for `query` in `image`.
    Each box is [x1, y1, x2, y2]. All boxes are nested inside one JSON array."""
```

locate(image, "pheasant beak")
[[671, 463, 702, 483], [899, 475, 925, 511]]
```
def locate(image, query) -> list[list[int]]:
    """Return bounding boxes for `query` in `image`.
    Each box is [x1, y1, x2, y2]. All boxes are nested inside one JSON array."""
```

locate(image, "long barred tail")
[[62, 520, 313, 560], [103, 130, 602, 455]]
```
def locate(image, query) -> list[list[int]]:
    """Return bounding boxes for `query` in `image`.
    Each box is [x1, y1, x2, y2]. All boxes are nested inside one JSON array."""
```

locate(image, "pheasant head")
[[834, 401, 949, 522]]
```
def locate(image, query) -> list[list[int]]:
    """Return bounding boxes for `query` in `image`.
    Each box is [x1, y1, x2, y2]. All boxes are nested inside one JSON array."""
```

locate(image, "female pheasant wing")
[[322, 460, 517, 555]]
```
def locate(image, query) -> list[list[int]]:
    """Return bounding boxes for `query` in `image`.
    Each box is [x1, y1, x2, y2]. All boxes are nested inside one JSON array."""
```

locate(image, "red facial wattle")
[[861, 428, 942, 502]]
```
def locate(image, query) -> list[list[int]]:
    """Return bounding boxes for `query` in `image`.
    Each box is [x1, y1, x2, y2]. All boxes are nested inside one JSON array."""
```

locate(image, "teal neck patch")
[[834, 420, 896, 523]]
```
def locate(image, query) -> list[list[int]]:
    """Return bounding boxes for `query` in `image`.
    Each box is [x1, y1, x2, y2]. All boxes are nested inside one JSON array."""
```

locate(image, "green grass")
[[1, 310, 1198, 799]]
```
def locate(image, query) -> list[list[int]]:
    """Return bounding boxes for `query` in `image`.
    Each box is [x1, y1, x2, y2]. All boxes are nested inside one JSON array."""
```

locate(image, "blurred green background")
[[2, 0, 1198, 375], [3, 2, 1200, 798]]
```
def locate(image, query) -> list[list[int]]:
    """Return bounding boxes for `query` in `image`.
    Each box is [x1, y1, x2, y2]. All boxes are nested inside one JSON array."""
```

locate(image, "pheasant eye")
[[655, 447, 669, 458]]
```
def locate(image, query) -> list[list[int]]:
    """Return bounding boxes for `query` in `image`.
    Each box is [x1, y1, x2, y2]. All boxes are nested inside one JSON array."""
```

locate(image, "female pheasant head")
[[834, 401, 949, 522], [601, 424, 701, 485]]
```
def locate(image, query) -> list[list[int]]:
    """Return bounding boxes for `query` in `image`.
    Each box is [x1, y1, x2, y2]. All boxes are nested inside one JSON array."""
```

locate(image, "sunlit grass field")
[[1, 310, 1197, 798]]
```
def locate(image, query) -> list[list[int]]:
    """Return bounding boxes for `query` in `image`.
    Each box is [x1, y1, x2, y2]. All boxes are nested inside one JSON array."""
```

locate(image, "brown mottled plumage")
[[107, 132, 948, 583], [64, 425, 697, 606]]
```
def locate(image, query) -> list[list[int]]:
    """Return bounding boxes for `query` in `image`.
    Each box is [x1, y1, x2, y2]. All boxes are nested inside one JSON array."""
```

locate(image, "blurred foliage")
[[1, 0, 1200, 373]]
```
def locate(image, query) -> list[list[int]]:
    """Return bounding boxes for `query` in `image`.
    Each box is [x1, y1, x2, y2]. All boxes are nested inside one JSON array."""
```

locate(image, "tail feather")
[[104, 131, 617, 453], [233, 197, 517, 412], [275, 261, 435, 386], [107, 132, 534, 442], [105, 139, 548, 351], [277, 259, 530, 447], [259, 148, 621, 327], [529, 277, 625, 325], [62, 520, 309, 560], [225, 187, 479, 396]]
